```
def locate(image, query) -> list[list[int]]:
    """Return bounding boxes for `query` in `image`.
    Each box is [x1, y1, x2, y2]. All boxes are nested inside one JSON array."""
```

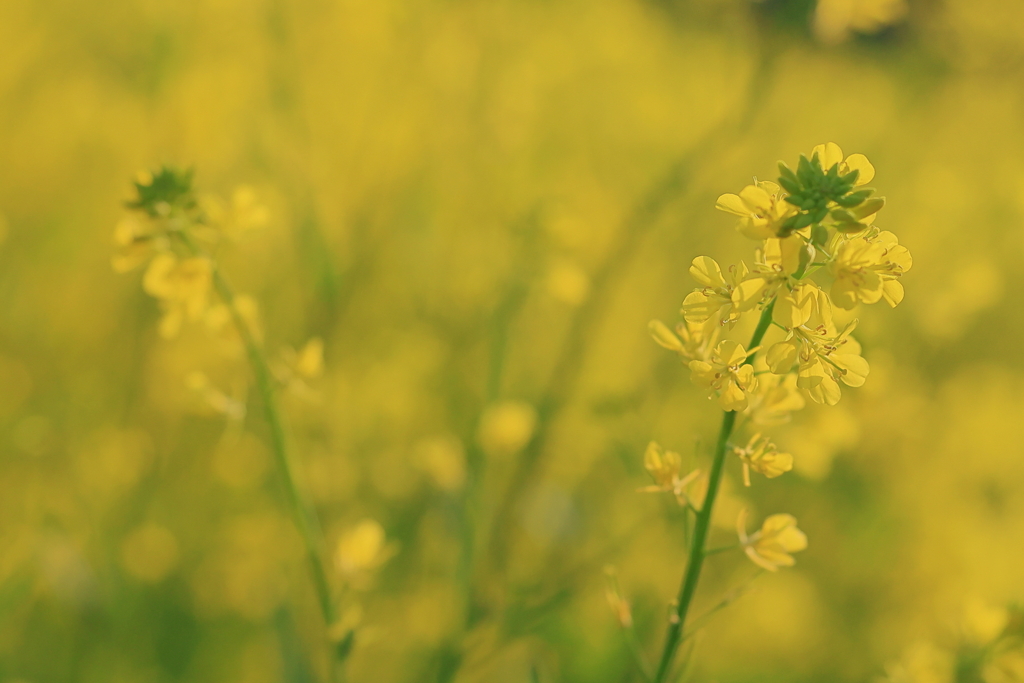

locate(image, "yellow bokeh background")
[[1, 0, 1023, 681]]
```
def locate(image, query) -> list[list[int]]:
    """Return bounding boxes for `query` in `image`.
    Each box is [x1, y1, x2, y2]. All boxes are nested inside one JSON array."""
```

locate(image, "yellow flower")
[[603, 566, 634, 629], [830, 230, 912, 309], [649, 318, 718, 363], [334, 519, 394, 581], [142, 253, 213, 337], [477, 401, 538, 456], [111, 215, 169, 273], [829, 237, 886, 308], [743, 371, 806, 426], [811, 142, 875, 185], [869, 230, 913, 307], [773, 281, 831, 329], [767, 320, 869, 406], [639, 441, 701, 506], [200, 186, 269, 241], [716, 180, 798, 240], [689, 340, 757, 411], [737, 510, 807, 571], [681, 257, 763, 329], [732, 433, 793, 486]]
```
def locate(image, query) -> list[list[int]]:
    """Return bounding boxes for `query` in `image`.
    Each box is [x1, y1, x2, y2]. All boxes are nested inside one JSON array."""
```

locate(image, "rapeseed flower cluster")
[[649, 143, 910, 571], [646, 143, 909, 610], [112, 168, 386, 669]]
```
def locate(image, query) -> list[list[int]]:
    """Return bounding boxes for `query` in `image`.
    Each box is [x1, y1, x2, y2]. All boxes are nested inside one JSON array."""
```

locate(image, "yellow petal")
[[715, 193, 748, 216], [688, 360, 715, 388], [882, 279, 904, 307], [766, 340, 798, 374], [739, 184, 772, 212], [745, 546, 780, 572], [649, 320, 684, 351], [844, 153, 875, 185], [682, 291, 716, 324], [716, 340, 749, 366], [732, 278, 766, 310], [812, 142, 844, 170], [689, 256, 725, 288], [834, 353, 869, 387], [719, 382, 748, 412]]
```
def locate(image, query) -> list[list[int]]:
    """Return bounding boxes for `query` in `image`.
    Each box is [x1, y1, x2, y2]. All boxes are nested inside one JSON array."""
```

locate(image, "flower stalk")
[[174, 230, 341, 672], [652, 303, 773, 683]]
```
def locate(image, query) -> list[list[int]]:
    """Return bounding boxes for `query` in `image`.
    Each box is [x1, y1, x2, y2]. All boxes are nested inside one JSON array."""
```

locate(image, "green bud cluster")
[[776, 153, 884, 238], [126, 166, 196, 217]]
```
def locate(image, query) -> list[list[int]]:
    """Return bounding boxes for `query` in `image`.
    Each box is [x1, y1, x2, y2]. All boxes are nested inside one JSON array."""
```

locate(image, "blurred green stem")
[[651, 303, 774, 683], [176, 231, 339, 681]]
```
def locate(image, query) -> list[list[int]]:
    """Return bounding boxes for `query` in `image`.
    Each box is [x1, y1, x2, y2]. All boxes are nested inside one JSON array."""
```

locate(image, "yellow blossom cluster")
[[646, 143, 910, 572], [111, 168, 323, 415]]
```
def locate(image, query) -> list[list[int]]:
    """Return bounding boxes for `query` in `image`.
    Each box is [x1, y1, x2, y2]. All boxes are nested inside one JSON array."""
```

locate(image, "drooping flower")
[[732, 433, 793, 486], [737, 510, 807, 571], [649, 318, 718, 363], [689, 340, 757, 411], [639, 441, 702, 507], [743, 371, 806, 427]]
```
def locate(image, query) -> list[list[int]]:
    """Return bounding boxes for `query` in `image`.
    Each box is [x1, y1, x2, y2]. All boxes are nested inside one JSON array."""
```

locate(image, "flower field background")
[[1, 0, 1023, 681]]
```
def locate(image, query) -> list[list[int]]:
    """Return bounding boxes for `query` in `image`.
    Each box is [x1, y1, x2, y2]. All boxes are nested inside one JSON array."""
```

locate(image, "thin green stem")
[[652, 303, 775, 683], [176, 231, 339, 680]]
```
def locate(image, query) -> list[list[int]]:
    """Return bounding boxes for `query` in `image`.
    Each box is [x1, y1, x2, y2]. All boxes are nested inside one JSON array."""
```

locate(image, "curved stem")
[[177, 232, 339, 680], [652, 302, 774, 683]]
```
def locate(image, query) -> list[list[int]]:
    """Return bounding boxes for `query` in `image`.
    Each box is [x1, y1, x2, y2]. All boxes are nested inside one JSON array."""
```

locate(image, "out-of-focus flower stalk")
[[174, 229, 342, 680]]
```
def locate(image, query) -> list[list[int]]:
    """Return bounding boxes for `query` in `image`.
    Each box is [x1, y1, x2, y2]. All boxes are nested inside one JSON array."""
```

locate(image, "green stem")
[[651, 303, 774, 683], [177, 231, 339, 679]]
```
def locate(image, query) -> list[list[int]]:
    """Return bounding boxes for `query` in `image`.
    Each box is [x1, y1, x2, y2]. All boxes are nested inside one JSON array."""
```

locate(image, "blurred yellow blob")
[[120, 524, 179, 583], [477, 401, 538, 456], [961, 598, 1009, 646], [415, 435, 466, 492], [335, 519, 393, 581], [546, 259, 590, 306]]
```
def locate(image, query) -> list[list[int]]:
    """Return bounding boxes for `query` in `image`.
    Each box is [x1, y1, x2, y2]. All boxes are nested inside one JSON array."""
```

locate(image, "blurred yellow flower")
[[732, 433, 793, 487], [414, 435, 466, 492], [737, 510, 807, 571], [649, 318, 718, 363], [689, 340, 757, 411], [639, 441, 701, 506], [961, 598, 1009, 646], [546, 259, 590, 305], [142, 253, 213, 338], [111, 215, 167, 273], [882, 641, 954, 683], [200, 186, 269, 241], [603, 566, 633, 629], [335, 519, 394, 582], [813, 0, 909, 44], [477, 400, 538, 456], [743, 371, 806, 427]]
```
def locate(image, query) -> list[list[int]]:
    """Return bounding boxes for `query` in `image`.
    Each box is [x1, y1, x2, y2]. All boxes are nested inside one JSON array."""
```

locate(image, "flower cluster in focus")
[[646, 143, 911, 572]]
